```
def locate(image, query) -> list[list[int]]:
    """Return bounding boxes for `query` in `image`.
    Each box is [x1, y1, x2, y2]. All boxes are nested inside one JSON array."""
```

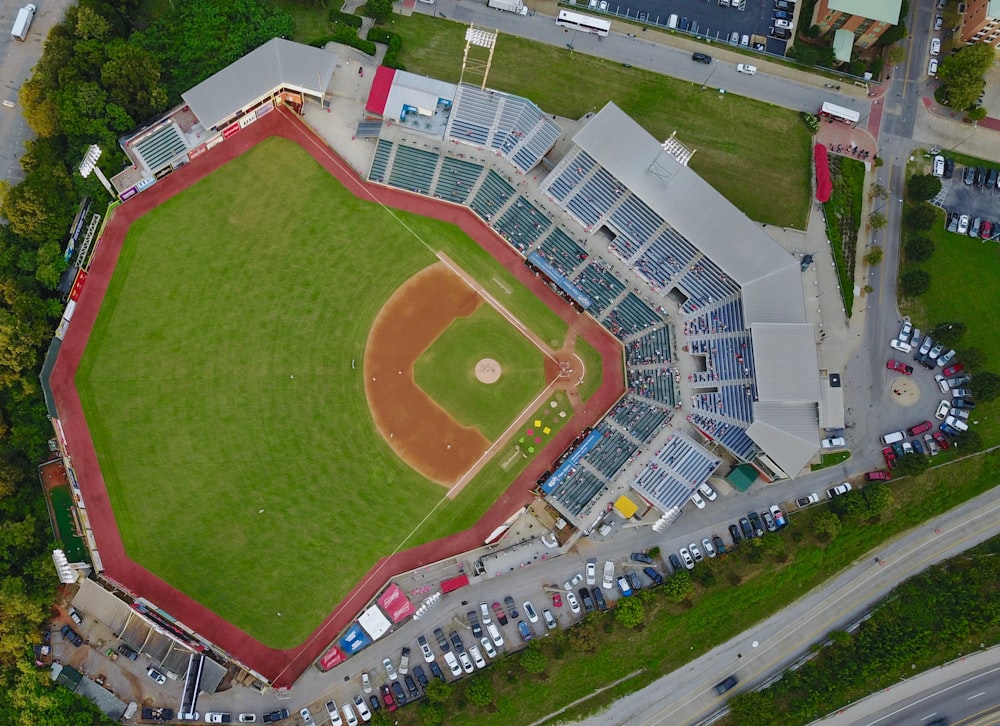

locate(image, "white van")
[[880, 431, 905, 445], [668, 14, 679, 28], [11, 4, 36, 41]]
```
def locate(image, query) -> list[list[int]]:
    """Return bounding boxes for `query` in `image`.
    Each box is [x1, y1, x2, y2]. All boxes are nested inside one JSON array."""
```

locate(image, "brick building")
[[811, 0, 903, 50]]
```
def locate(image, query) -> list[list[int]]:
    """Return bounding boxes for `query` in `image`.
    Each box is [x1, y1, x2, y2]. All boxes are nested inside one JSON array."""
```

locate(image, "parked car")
[[579, 588, 595, 612], [935, 400, 952, 420], [391, 681, 407, 706], [953, 398, 976, 410], [487, 622, 504, 647], [907, 420, 933, 436], [398, 647, 411, 675], [468, 645, 487, 670], [882, 446, 897, 469], [889, 339, 912, 353], [418, 635, 434, 663], [958, 215, 970, 234], [886, 359, 914, 375], [586, 559, 597, 585], [827, 482, 852, 498], [736, 63, 757, 74], [262, 710, 289, 723], [117, 643, 138, 660], [899, 320, 913, 342], [930, 37, 941, 55], [698, 482, 717, 501], [692, 52, 712, 64], [457, 652, 474, 674], [591, 587, 607, 611], [491, 602, 508, 626], [932, 430, 950, 449], [449, 631, 464, 653], [937, 349, 957, 367], [503, 595, 519, 619], [690, 491, 706, 509], [768, 504, 787, 528], [616, 576, 633, 597], [796, 493, 820, 507], [689, 542, 704, 562], [761, 511, 777, 532], [467, 612, 482, 638], [748, 511, 765, 537], [565, 591, 581, 614], [602, 561, 615, 590], [353, 696, 371, 723], [702, 537, 716, 558], [434, 627, 450, 652], [380, 685, 397, 712], [739, 517, 755, 540], [942, 363, 964, 377], [413, 665, 429, 687], [479, 636, 497, 659], [630, 551, 653, 564], [146, 667, 167, 685], [207, 714, 234, 724], [728, 524, 742, 545], [821, 436, 846, 448], [383, 658, 398, 681], [679, 547, 695, 570], [298, 708, 314, 726], [325, 701, 344, 726], [865, 470, 892, 481], [523, 601, 538, 623], [61, 624, 83, 647], [543, 609, 558, 630], [644, 567, 664, 585]]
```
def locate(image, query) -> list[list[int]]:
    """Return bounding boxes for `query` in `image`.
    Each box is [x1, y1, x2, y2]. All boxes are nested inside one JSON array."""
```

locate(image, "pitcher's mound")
[[475, 358, 502, 384]]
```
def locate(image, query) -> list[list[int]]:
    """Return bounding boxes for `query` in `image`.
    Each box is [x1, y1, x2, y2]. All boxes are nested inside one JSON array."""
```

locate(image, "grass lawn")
[[76, 137, 567, 648], [394, 449, 1000, 725], [413, 306, 548, 440], [900, 206, 1000, 446], [574, 335, 605, 403]]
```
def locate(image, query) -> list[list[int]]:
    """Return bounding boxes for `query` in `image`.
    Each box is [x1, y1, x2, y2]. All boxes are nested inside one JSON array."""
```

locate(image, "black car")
[[715, 675, 739, 695], [729, 524, 742, 545], [579, 587, 595, 612], [975, 166, 986, 187], [429, 661, 445, 681], [953, 398, 975, 409], [434, 627, 450, 653], [262, 710, 289, 723], [405, 674, 419, 698], [413, 665, 429, 687], [627, 571, 643, 591], [630, 552, 653, 564], [748, 511, 765, 537], [449, 630, 464, 653], [644, 567, 664, 585], [692, 52, 712, 64], [739, 517, 755, 540], [712, 535, 727, 555], [60, 624, 83, 647], [503, 595, 519, 620], [800, 253, 814, 271], [591, 587, 607, 611], [944, 158, 955, 178], [988, 168, 998, 188], [668, 553, 683, 572], [118, 643, 138, 660], [369, 695, 382, 712], [392, 681, 407, 706], [467, 610, 482, 638]]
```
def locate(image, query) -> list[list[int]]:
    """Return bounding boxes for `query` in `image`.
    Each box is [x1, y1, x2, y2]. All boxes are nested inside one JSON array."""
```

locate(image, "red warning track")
[[48, 107, 625, 687]]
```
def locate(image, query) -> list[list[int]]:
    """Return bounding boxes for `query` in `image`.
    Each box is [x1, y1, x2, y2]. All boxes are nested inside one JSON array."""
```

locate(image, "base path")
[[48, 107, 626, 687]]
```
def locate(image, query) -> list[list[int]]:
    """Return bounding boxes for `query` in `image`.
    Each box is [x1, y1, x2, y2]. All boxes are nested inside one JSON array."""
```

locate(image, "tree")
[[417, 703, 445, 726], [955, 428, 983, 452], [101, 41, 169, 121], [972, 371, 1000, 402], [887, 46, 906, 65], [968, 106, 988, 121], [365, 0, 394, 21], [904, 236, 935, 262], [864, 246, 884, 266], [566, 621, 598, 652], [869, 183, 888, 201], [760, 532, 787, 560], [662, 570, 694, 602], [728, 691, 775, 726], [424, 678, 452, 704], [465, 675, 494, 707], [519, 642, 547, 674], [895, 452, 929, 476], [908, 174, 942, 202], [813, 511, 842, 542], [938, 43, 996, 110], [647, 546, 661, 558], [900, 269, 931, 297], [905, 203, 938, 230], [614, 595, 645, 628], [870, 213, 888, 230], [863, 482, 894, 514]]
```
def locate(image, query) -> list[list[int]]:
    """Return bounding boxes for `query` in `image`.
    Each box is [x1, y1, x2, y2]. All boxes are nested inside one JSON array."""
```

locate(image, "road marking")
[[919, 713, 937, 721], [968, 691, 987, 700]]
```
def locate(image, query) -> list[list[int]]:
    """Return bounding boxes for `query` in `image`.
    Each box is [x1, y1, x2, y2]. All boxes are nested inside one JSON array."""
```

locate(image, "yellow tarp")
[[614, 495, 638, 519]]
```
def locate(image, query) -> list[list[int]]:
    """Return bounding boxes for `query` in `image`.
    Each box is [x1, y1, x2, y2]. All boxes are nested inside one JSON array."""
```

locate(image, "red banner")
[[222, 123, 241, 139], [69, 270, 88, 301]]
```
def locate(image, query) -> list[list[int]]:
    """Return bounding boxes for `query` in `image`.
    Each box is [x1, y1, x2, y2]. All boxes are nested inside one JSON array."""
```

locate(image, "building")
[[961, 0, 1000, 45], [811, 0, 904, 50]]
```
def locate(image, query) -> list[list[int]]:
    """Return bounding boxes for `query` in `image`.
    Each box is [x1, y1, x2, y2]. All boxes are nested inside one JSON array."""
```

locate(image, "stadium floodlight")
[[78, 144, 115, 197], [460, 25, 498, 90]]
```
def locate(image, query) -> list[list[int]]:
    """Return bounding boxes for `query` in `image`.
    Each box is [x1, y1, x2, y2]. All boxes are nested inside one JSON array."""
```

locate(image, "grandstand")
[[632, 432, 723, 514]]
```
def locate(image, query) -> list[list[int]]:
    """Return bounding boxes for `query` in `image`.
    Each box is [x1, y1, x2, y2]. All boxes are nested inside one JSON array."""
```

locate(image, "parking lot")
[[584, 0, 793, 55], [941, 163, 1000, 241]]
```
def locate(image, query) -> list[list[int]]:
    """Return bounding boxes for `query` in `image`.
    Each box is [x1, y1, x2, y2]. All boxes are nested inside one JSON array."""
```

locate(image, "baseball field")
[[75, 136, 577, 647]]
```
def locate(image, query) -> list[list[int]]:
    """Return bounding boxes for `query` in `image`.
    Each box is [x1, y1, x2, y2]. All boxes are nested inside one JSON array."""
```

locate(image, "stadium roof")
[[749, 323, 821, 403], [746, 402, 821, 476], [828, 0, 903, 25], [183, 38, 338, 130], [380, 69, 457, 122]]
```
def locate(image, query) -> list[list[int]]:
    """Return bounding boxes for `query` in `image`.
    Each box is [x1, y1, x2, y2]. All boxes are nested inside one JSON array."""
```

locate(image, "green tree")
[[18, 79, 61, 138], [904, 236, 935, 262], [465, 675, 494, 706], [955, 428, 982, 452], [566, 621, 598, 652], [905, 203, 937, 230], [863, 481, 894, 514], [417, 702, 444, 725], [647, 546, 661, 558], [615, 595, 645, 628], [424, 678, 452, 704], [895, 452, 929, 476], [101, 41, 169, 121], [908, 173, 942, 202], [938, 43, 996, 110], [870, 213, 888, 230], [864, 246, 884, 265], [813, 511, 842, 542], [834, 489, 871, 520], [760, 532, 787, 560], [728, 690, 775, 726], [366, 0, 394, 20], [663, 570, 694, 602], [900, 269, 931, 297], [887, 46, 906, 65], [967, 106, 988, 121], [869, 182, 888, 201], [519, 642, 547, 674], [971, 371, 1000, 402]]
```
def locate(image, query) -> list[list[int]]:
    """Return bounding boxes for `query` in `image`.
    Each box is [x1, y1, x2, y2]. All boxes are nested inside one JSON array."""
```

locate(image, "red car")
[[381, 684, 397, 712], [932, 430, 950, 450], [492, 601, 508, 625], [942, 363, 964, 377], [551, 592, 562, 608], [865, 470, 892, 481], [886, 359, 914, 375], [882, 446, 897, 469], [982, 220, 993, 240], [907, 420, 933, 436]]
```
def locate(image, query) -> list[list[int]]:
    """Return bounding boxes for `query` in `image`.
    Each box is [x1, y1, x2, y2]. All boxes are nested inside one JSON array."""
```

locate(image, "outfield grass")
[[77, 137, 568, 647], [413, 306, 548, 440], [574, 335, 605, 404], [900, 206, 999, 446]]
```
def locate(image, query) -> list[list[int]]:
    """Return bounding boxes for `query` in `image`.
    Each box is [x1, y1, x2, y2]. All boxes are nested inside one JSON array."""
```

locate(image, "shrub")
[[900, 269, 931, 297], [329, 8, 363, 27], [310, 29, 376, 55], [908, 173, 942, 202], [368, 28, 405, 70], [905, 203, 937, 230], [904, 236, 935, 262]]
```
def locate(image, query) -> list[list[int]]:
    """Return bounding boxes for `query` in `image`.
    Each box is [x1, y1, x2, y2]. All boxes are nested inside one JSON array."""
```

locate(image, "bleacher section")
[[388, 145, 438, 194], [494, 196, 551, 252], [608, 194, 663, 261], [687, 413, 759, 459], [536, 228, 588, 276], [633, 228, 700, 291], [631, 434, 722, 513], [470, 170, 515, 222], [683, 297, 745, 337], [547, 468, 606, 517], [625, 327, 672, 366], [434, 156, 484, 204], [572, 260, 625, 314], [566, 167, 624, 228], [445, 86, 561, 173], [543, 149, 597, 202], [369, 139, 393, 183], [677, 258, 741, 314], [608, 396, 671, 444], [603, 293, 660, 340], [583, 427, 637, 478], [628, 368, 677, 407], [132, 123, 189, 173]]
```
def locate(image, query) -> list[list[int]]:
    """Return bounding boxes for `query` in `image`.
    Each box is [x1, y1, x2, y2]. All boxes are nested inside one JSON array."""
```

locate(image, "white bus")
[[556, 10, 611, 37], [819, 101, 860, 126]]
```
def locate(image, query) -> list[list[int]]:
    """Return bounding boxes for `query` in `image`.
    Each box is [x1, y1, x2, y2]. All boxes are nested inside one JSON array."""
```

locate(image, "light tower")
[[460, 25, 498, 90], [78, 144, 115, 197]]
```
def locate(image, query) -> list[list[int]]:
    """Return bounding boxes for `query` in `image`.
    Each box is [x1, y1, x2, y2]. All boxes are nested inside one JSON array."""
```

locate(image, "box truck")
[[488, 0, 528, 15], [11, 4, 36, 41]]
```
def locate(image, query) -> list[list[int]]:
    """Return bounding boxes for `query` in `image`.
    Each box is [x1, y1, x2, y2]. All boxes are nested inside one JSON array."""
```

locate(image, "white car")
[[341, 703, 358, 726], [702, 537, 716, 558], [889, 339, 913, 354], [443, 651, 462, 676], [458, 651, 475, 674], [736, 63, 757, 75], [826, 482, 853, 498], [957, 215, 970, 235], [690, 491, 706, 509], [821, 437, 846, 449], [930, 37, 941, 55], [523, 601, 538, 623], [398, 647, 410, 675], [563, 572, 584, 590], [935, 399, 951, 420], [362, 671, 372, 693], [928, 58, 939, 76], [697, 482, 717, 501], [480, 602, 492, 625], [206, 716, 233, 724], [586, 560, 596, 585], [935, 374, 949, 393], [679, 548, 695, 570], [238, 716, 256, 724], [774, 18, 793, 29], [325, 701, 343, 726], [487, 622, 504, 647], [353, 696, 371, 723], [469, 644, 487, 669], [689, 543, 703, 562], [602, 561, 615, 590], [480, 636, 497, 658], [933, 155, 945, 177], [899, 320, 913, 342], [299, 708, 314, 725], [382, 657, 397, 681], [418, 636, 434, 664], [566, 591, 581, 614], [946, 415, 969, 431], [543, 609, 557, 630]]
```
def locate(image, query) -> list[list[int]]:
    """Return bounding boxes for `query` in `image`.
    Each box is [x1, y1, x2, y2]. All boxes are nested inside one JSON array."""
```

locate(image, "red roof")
[[377, 583, 415, 623], [440, 574, 470, 594], [366, 66, 396, 116]]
